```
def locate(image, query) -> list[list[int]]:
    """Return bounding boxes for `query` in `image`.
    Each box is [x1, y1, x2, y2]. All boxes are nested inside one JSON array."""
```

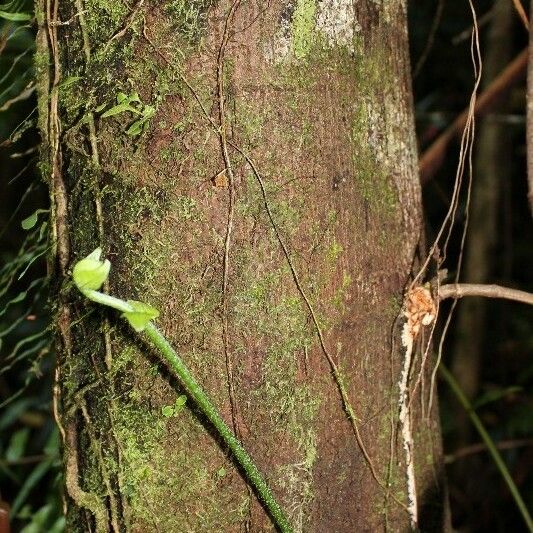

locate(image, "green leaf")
[[48, 516, 66, 533], [122, 300, 159, 331], [100, 102, 141, 118], [0, 10, 32, 21], [473, 386, 522, 409], [39, 221, 48, 240], [173, 395, 186, 415], [175, 395, 186, 408], [21, 212, 38, 230], [58, 76, 81, 89], [17, 247, 50, 281], [21, 209, 47, 230], [6, 428, 30, 461], [10, 458, 54, 517], [72, 248, 111, 292], [44, 426, 60, 456], [126, 119, 143, 136], [162, 396, 186, 418], [161, 405, 174, 418], [142, 105, 155, 118], [19, 504, 52, 532], [126, 105, 155, 135]]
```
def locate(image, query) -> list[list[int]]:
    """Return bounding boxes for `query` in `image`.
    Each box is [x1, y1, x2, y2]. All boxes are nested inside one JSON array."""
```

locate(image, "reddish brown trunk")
[[38, 1, 448, 531]]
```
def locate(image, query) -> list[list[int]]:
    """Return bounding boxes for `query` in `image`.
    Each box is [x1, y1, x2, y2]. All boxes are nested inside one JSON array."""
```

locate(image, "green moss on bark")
[[48, 1, 437, 530]]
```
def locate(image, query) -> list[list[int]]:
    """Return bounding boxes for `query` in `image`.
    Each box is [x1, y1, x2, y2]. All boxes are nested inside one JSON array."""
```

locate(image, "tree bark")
[[37, 1, 448, 531]]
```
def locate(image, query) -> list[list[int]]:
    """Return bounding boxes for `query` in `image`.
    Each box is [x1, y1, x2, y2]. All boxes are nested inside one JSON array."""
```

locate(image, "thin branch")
[[512, 0, 529, 30], [445, 438, 533, 464], [413, 0, 444, 78], [420, 48, 528, 184], [527, 0, 533, 215], [439, 283, 533, 305]]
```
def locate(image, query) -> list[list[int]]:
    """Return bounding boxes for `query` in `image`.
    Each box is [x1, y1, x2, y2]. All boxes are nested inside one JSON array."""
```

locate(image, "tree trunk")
[[37, 1, 448, 531]]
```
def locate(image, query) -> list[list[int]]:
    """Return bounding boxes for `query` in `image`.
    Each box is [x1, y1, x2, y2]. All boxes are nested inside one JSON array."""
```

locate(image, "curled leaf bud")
[[72, 248, 111, 292]]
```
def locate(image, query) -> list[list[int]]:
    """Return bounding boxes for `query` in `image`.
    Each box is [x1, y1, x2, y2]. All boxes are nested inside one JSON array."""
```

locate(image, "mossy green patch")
[[110, 382, 241, 531], [350, 101, 397, 214], [164, 0, 215, 47], [233, 242, 323, 525], [84, 0, 129, 40], [292, 0, 317, 60]]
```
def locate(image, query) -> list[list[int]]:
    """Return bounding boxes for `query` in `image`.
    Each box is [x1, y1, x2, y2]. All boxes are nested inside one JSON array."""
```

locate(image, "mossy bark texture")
[[37, 1, 448, 531]]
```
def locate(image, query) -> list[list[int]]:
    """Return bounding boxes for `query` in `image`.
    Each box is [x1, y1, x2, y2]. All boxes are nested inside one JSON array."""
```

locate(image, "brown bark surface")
[[38, 1, 447, 531]]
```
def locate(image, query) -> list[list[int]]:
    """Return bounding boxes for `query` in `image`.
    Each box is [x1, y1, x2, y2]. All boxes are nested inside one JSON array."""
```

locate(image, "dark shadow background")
[[411, 1, 533, 531]]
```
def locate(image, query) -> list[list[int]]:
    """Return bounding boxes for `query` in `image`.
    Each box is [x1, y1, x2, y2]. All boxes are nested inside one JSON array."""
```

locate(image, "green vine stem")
[[72, 249, 293, 533], [440, 364, 533, 533]]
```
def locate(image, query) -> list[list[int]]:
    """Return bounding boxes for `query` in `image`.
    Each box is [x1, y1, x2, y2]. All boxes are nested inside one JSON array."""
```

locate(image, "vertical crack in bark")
[[65, 422, 108, 532]]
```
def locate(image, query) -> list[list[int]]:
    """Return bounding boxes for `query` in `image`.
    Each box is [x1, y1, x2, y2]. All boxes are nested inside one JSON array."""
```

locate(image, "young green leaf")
[[161, 396, 186, 418], [101, 102, 141, 118], [21, 212, 38, 230], [0, 10, 32, 21], [21, 209, 48, 230], [142, 105, 155, 118], [126, 120, 144, 136], [161, 405, 174, 418], [72, 248, 110, 292], [174, 395, 186, 412], [122, 300, 159, 331]]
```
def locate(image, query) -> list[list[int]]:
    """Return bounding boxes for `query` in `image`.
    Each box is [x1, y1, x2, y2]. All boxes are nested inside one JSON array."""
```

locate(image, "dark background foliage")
[[411, 1, 533, 531], [0, 1, 531, 531]]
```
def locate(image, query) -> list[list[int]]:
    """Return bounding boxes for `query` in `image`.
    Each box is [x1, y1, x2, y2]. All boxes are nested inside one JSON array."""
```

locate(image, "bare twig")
[[0, 83, 35, 112], [439, 283, 533, 305], [512, 0, 529, 30], [445, 438, 533, 463], [413, 0, 444, 78], [527, 0, 533, 215], [420, 48, 528, 184], [218, 0, 241, 438], [427, 0, 483, 418]]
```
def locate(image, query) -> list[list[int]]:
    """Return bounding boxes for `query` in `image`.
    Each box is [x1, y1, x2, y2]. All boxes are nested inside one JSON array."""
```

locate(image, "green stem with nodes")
[[143, 322, 291, 532], [72, 249, 292, 533]]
